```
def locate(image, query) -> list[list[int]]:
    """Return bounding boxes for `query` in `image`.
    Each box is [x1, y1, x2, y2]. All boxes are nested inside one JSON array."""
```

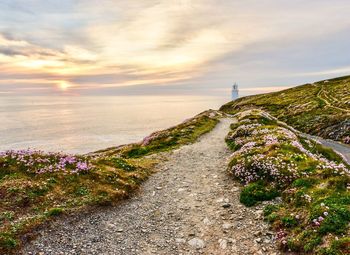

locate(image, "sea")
[[0, 95, 230, 154]]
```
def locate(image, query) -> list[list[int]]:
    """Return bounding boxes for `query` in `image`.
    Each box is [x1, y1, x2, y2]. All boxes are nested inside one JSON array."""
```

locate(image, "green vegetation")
[[226, 109, 350, 254], [0, 110, 220, 254], [240, 181, 280, 206], [221, 75, 350, 144], [96, 110, 220, 159]]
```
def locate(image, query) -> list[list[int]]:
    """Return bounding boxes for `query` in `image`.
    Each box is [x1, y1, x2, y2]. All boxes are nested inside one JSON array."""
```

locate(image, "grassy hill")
[[225, 109, 350, 254], [220, 75, 350, 144]]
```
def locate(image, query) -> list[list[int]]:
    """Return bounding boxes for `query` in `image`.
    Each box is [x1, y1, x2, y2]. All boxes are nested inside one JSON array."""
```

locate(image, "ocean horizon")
[[0, 95, 231, 154]]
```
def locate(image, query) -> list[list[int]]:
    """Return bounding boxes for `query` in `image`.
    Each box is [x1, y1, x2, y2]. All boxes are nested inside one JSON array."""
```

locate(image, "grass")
[[226, 109, 350, 254], [220, 75, 350, 144], [240, 181, 280, 206], [95, 110, 220, 159], [0, 110, 220, 254]]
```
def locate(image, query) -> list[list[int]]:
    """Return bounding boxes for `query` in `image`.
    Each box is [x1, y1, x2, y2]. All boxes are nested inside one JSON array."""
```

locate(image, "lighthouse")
[[231, 83, 239, 100]]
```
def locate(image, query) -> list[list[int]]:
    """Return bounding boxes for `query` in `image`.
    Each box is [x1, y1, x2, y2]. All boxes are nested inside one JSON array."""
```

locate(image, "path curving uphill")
[[317, 84, 350, 113], [23, 118, 279, 255]]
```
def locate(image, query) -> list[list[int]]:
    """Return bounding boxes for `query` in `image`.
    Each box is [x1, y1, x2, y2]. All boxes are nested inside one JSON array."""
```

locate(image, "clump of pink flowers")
[[227, 109, 350, 186], [276, 229, 288, 245], [0, 149, 93, 174]]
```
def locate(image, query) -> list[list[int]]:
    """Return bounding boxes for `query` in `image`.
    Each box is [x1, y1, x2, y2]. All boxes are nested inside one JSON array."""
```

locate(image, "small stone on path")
[[188, 238, 205, 249]]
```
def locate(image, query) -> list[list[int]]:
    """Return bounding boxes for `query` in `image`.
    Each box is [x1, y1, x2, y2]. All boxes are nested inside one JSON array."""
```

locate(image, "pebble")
[[188, 238, 205, 249], [222, 223, 232, 230], [222, 203, 232, 208], [218, 239, 228, 249]]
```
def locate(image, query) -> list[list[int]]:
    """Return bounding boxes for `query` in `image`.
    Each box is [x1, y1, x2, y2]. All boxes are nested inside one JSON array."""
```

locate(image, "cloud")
[[0, 0, 349, 95], [297, 66, 350, 77]]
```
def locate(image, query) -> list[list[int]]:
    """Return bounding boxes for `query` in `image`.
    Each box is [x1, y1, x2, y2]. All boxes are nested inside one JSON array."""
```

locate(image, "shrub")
[[240, 182, 280, 206], [263, 204, 279, 216], [46, 208, 63, 217], [0, 233, 17, 249]]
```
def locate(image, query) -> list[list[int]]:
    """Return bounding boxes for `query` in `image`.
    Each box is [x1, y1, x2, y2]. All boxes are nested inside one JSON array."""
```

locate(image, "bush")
[[281, 216, 298, 228], [46, 208, 63, 217], [263, 204, 279, 216], [292, 178, 317, 188], [0, 233, 17, 249], [240, 182, 280, 206]]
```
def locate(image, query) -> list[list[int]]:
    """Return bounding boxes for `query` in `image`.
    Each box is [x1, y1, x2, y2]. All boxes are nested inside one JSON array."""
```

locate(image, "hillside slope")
[[0, 111, 219, 254], [225, 109, 350, 254], [220, 75, 350, 143]]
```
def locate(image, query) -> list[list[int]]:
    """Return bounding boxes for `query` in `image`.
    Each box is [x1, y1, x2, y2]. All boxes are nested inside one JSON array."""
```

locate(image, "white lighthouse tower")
[[231, 83, 239, 100]]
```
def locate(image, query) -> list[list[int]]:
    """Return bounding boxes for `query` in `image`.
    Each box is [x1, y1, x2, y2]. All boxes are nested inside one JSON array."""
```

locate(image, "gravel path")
[[23, 118, 279, 255]]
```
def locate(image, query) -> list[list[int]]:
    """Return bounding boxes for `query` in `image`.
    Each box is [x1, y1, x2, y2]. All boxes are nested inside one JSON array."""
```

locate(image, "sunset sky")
[[0, 0, 350, 96]]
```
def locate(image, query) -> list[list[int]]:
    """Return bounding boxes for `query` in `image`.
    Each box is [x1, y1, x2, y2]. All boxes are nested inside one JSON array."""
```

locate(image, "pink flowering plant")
[[226, 110, 350, 254], [0, 149, 93, 175], [0, 148, 151, 252]]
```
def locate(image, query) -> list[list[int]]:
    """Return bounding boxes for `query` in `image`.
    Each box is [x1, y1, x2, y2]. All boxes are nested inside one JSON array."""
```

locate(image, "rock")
[[116, 228, 124, 232], [222, 203, 232, 208], [176, 238, 186, 244], [231, 244, 238, 252], [231, 187, 240, 192], [222, 223, 232, 230], [203, 217, 211, 225], [156, 187, 162, 190], [255, 210, 263, 216], [218, 239, 227, 249], [254, 231, 261, 236], [188, 238, 205, 249], [254, 238, 262, 243], [266, 231, 275, 236]]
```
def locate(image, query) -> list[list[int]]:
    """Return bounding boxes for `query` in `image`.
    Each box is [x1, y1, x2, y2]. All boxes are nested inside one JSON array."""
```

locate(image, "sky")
[[0, 0, 350, 96]]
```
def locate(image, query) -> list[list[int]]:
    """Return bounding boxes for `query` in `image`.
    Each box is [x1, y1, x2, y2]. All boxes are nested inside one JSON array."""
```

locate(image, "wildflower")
[[323, 212, 328, 216], [0, 148, 93, 174]]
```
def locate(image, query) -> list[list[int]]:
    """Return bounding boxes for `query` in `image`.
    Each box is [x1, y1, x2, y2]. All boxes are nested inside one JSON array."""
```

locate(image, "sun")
[[58, 81, 72, 91]]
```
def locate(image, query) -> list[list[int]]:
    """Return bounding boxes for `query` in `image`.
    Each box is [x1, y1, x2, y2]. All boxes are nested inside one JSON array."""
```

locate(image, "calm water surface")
[[0, 95, 229, 153]]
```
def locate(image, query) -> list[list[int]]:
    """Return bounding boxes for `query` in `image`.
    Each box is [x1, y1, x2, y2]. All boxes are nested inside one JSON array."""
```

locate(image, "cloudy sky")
[[0, 0, 349, 96]]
